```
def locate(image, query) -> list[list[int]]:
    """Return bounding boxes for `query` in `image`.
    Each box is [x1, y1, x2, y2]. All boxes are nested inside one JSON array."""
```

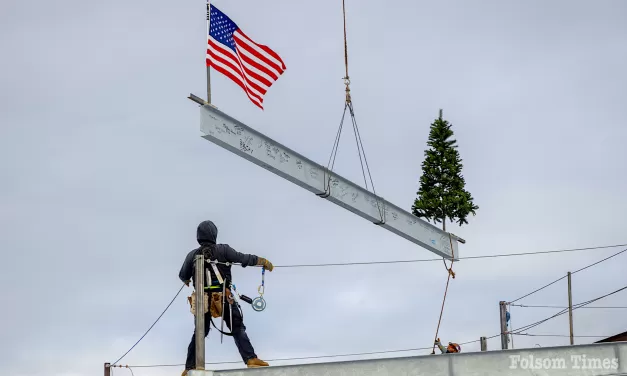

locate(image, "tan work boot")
[[246, 358, 269, 368], [181, 370, 189, 376]]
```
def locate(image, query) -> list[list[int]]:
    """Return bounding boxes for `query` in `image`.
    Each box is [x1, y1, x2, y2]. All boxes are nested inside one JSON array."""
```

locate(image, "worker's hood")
[[197, 220, 218, 245]]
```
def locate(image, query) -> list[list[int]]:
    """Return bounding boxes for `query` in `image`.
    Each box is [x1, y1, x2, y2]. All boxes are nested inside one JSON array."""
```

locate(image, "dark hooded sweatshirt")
[[179, 220, 259, 290]]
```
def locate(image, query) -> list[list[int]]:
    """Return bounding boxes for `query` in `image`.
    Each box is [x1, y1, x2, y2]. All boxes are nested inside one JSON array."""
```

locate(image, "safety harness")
[[193, 246, 266, 343], [202, 246, 237, 341]]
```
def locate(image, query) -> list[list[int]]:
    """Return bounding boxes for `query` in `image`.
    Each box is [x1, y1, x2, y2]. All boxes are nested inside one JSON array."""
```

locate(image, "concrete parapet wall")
[[189, 342, 627, 376]]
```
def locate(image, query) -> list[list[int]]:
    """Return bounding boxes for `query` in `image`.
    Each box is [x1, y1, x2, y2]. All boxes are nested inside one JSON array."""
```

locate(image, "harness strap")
[[195, 246, 250, 339], [209, 313, 235, 336], [210, 261, 224, 285]]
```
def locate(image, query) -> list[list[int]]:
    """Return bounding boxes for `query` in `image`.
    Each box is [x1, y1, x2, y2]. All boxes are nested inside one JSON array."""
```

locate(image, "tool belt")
[[188, 253, 235, 319], [188, 288, 234, 319]]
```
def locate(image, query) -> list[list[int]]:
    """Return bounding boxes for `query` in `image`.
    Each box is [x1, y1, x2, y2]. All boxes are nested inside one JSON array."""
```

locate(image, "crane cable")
[[431, 233, 456, 354], [319, 0, 385, 224], [342, 0, 349, 86]]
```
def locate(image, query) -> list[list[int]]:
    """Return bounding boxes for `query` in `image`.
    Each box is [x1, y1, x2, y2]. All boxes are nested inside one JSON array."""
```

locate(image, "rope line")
[[459, 334, 501, 346], [106, 244, 626, 366], [273, 243, 627, 268], [112, 335, 504, 369], [110, 365, 135, 376], [109, 365, 135, 376], [508, 275, 567, 305], [513, 333, 614, 338], [511, 304, 627, 309], [112, 347, 432, 368], [509, 284, 627, 335], [430, 234, 456, 354], [507, 247, 627, 304], [572, 247, 627, 273], [111, 283, 186, 365]]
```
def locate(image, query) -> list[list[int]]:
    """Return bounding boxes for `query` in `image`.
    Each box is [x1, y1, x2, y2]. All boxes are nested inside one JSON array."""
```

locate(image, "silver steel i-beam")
[[197, 104, 462, 259]]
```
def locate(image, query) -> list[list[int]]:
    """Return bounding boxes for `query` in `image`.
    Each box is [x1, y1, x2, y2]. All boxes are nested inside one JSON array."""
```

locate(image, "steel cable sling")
[[318, 0, 386, 225]]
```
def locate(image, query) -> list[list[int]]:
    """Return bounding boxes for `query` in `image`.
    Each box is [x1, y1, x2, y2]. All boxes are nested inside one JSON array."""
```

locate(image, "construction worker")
[[179, 220, 274, 374], [435, 338, 461, 354]]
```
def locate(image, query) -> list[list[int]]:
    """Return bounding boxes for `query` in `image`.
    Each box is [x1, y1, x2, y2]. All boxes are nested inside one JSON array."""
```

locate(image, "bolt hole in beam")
[[196, 103, 461, 260]]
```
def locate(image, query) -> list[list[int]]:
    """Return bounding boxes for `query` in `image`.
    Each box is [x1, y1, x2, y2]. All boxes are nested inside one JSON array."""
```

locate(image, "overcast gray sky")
[[2, 0, 627, 375]]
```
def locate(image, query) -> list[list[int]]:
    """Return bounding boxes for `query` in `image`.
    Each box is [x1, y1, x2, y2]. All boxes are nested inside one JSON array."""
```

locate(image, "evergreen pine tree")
[[411, 110, 478, 231]]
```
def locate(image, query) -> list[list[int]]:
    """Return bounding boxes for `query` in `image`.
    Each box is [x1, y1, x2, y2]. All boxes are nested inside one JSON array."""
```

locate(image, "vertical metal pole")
[[206, 0, 212, 104], [104, 363, 111, 376], [499, 301, 509, 350], [207, 66, 211, 103], [194, 254, 205, 370], [568, 271, 574, 345], [480, 336, 487, 351], [509, 305, 515, 349]]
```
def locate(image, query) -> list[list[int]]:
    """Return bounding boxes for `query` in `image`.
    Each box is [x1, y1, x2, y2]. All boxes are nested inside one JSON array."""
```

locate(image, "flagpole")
[[206, 0, 212, 104]]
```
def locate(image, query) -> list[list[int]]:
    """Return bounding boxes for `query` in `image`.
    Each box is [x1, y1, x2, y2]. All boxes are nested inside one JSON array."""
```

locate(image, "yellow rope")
[[431, 233, 456, 354]]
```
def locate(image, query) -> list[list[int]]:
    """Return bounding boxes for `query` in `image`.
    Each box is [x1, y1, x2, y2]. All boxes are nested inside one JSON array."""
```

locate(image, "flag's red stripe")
[[235, 47, 275, 86], [207, 37, 267, 94], [206, 46, 246, 89], [234, 39, 283, 78], [237, 30, 286, 69], [208, 59, 263, 109], [207, 48, 266, 104], [208, 39, 268, 96], [228, 47, 271, 94], [236, 46, 279, 83], [207, 43, 240, 75], [232, 56, 269, 96], [233, 33, 284, 77]]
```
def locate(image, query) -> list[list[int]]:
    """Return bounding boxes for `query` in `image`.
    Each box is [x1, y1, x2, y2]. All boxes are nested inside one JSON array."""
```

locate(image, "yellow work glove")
[[257, 257, 274, 272]]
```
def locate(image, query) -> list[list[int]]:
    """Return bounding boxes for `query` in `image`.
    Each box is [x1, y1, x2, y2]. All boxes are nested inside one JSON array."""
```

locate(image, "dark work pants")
[[185, 302, 257, 369]]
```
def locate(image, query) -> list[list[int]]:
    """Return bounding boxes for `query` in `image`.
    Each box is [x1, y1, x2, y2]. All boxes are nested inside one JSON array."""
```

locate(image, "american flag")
[[207, 4, 286, 109]]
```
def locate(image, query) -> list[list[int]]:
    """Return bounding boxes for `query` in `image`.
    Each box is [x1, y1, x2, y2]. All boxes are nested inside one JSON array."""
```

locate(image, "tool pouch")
[[209, 288, 235, 318], [188, 291, 209, 316], [189, 288, 234, 318], [210, 292, 223, 318]]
